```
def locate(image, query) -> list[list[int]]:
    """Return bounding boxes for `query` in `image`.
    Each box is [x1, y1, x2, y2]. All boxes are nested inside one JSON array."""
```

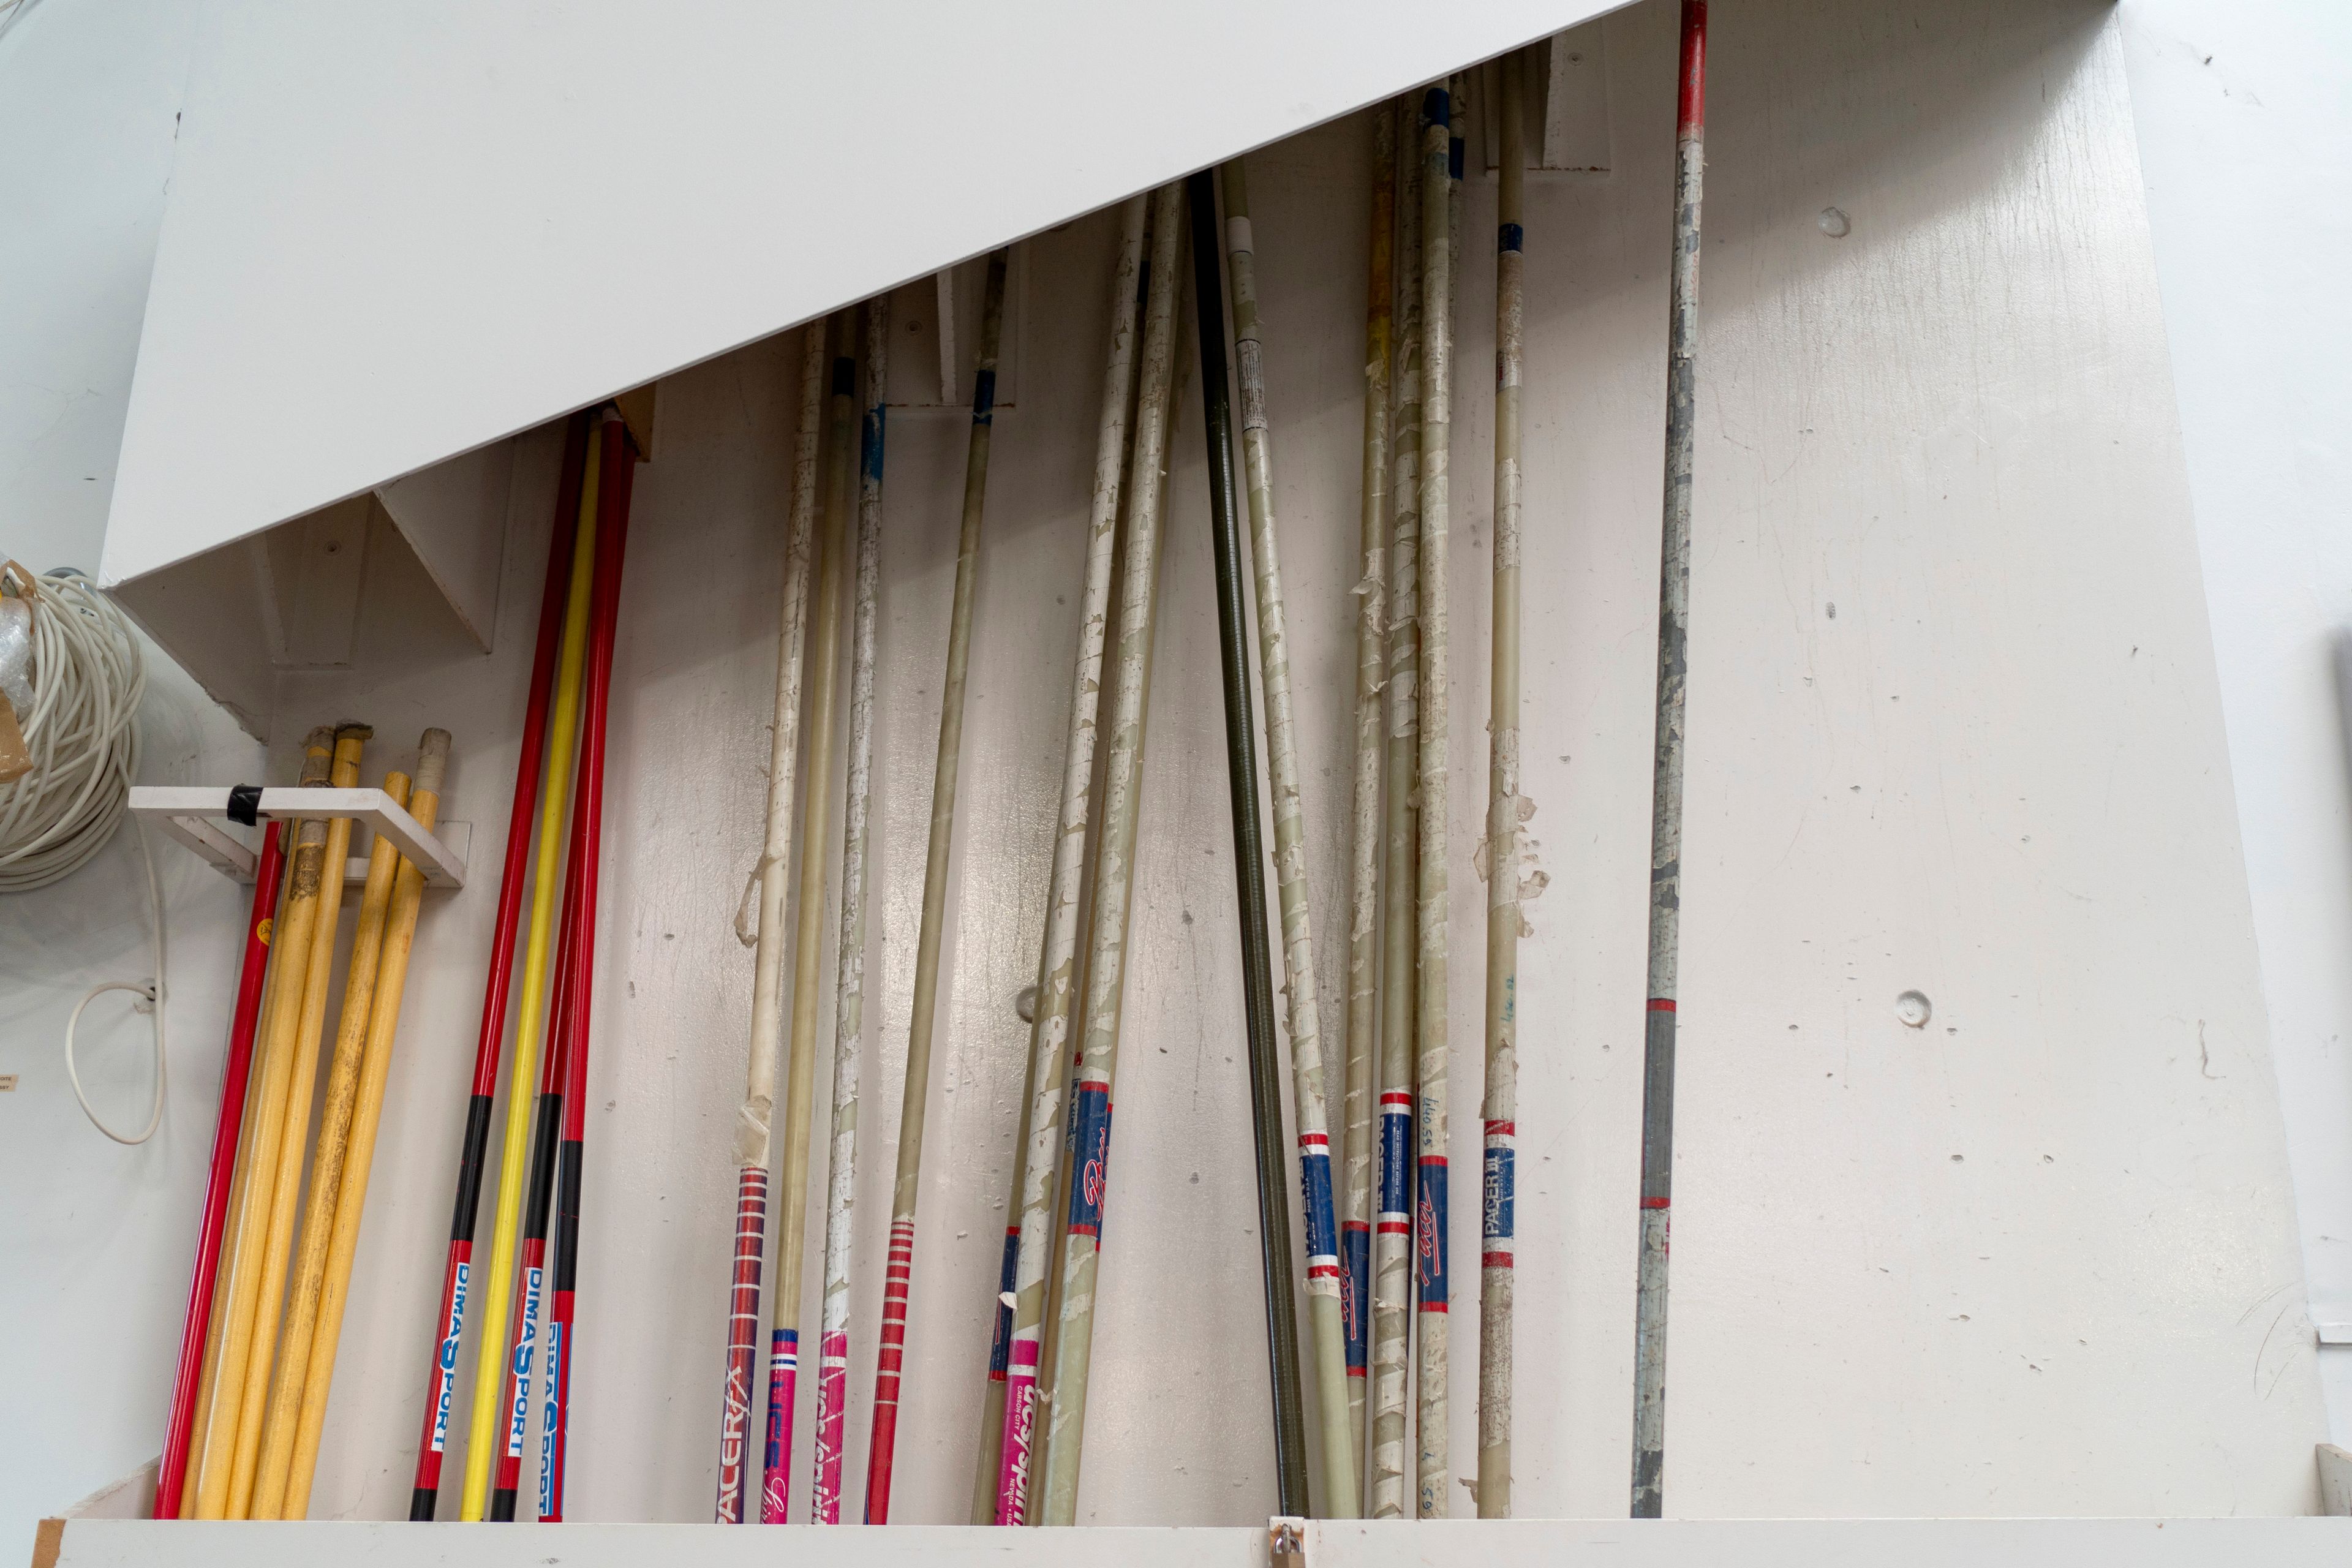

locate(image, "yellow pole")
[[177, 827, 298, 1513], [189, 747, 326, 1523], [227, 723, 368, 1517], [251, 765, 412, 1516], [285, 731, 452, 1515], [461, 427, 601, 1519]]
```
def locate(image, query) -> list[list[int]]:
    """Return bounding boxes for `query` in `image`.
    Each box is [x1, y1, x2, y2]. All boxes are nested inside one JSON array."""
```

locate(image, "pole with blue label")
[[1479, 48, 1530, 1521], [1221, 155, 1359, 1520]]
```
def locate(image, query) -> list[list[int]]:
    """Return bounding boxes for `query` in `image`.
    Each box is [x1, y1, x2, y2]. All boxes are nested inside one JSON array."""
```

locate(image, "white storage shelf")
[[32, 1517, 2352, 1568], [128, 785, 470, 891]]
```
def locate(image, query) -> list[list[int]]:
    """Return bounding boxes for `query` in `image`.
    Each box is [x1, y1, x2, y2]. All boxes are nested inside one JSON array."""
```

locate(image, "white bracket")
[[129, 785, 470, 891]]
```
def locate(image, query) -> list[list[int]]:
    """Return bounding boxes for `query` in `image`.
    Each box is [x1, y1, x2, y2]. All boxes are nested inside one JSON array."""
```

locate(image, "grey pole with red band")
[[1632, 0, 1708, 1521]]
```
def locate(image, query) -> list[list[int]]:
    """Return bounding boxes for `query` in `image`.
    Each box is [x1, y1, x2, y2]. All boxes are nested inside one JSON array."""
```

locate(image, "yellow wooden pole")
[[191, 726, 333, 1518], [461, 426, 602, 1519], [285, 730, 451, 1515], [227, 723, 368, 1517], [251, 764, 412, 1516]]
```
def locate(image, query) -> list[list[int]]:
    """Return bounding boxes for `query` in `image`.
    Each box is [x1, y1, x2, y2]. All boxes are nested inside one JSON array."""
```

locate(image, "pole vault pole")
[[1034, 184, 1183, 1525], [190, 731, 332, 1519], [1412, 81, 1457, 1524], [156, 819, 285, 1519], [488, 769, 584, 1522], [989, 195, 1147, 1527], [1342, 109, 1395, 1494], [1187, 167, 1310, 1520], [1370, 93, 1423, 1522], [410, 414, 590, 1520], [539, 420, 637, 1522], [287, 731, 451, 1517], [251, 749, 412, 1518], [1479, 48, 1529, 1521], [176, 839, 296, 1517], [1221, 157, 1357, 1520], [812, 299, 889, 1526], [763, 317, 857, 1523], [1632, 0, 1706, 1521], [713, 322, 827, 1526], [864, 250, 1008, 1524], [462, 434, 604, 1521], [1028, 242, 1182, 1529], [227, 722, 366, 1519]]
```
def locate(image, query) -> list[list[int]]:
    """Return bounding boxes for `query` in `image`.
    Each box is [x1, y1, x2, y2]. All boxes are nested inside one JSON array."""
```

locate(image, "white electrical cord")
[[65, 819, 168, 1144], [0, 565, 165, 1144]]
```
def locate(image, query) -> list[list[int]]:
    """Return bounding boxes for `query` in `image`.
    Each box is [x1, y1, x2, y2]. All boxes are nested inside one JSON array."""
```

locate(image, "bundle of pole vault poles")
[[154, 719, 456, 1520], [152, 14, 1715, 1517], [955, 12, 1712, 1523], [689, 281, 957, 1526], [404, 406, 644, 1523]]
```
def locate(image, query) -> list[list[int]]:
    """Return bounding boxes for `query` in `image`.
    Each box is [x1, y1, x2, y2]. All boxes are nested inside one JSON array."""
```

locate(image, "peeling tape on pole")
[[1300, 1138, 1340, 1297], [1416, 1159, 1449, 1308], [1343, 1223, 1370, 1378], [1066, 1083, 1112, 1240], [987, 1229, 1017, 1380], [1483, 1120, 1515, 1268], [1378, 1091, 1412, 1232]]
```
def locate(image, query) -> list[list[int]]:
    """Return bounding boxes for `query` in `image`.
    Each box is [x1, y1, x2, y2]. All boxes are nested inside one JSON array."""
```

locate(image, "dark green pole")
[[1187, 167, 1309, 1518]]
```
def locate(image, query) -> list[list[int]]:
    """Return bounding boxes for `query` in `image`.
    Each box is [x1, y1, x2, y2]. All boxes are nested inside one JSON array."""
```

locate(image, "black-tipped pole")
[[1187, 167, 1309, 1518]]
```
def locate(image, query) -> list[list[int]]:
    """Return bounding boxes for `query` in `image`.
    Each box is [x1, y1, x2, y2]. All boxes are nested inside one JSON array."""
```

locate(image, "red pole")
[[488, 806, 585, 1519], [540, 415, 636, 1521], [539, 910, 593, 1521], [410, 412, 590, 1520], [154, 820, 287, 1520]]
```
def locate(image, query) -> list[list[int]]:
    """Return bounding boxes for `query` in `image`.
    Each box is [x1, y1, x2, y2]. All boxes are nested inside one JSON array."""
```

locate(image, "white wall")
[[99, 0, 1619, 594], [2119, 0, 2352, 1443], [0, 0, 199, 573], [217, 0, 2327, 1527], [0, 4, 262, 1565], [2, 0, 2342, 1552]]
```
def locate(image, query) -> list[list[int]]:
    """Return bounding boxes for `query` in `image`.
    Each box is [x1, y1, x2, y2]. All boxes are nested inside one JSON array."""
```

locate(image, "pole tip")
[[299, 725, 336, 784], [413, 728, 453, 797]]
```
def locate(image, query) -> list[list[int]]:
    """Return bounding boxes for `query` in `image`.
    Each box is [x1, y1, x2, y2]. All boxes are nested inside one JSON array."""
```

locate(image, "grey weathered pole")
[[1188, 167, 1310, 1520], [1632, 0, 1708, 1521], [1479, 48, 1528, 1521], [1222, 156, 1359, 1520], [988, 194, 1149, 1525], [1413, 80, 1457, 1523], [811, 298, 889, 1525], [866, 251, 1009, 1523], [1369, 93, 1423, 1522], [1034, 186, 1187, 1525], [1343, 106, 1396, 1495]]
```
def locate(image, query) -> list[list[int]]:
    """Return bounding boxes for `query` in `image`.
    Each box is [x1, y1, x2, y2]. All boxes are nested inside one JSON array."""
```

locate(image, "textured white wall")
[[0, 4, 258, 1564], [99, 0, 1621, 591], [2119, 0, 2352, 1444], [2, 0, 2339, 1550], [0, 0, 200, 572], [244, 0, 2323, 1526]]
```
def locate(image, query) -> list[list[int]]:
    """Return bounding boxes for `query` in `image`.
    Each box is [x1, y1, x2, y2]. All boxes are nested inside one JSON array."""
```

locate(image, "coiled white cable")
[[0, 565, 165, 1144]]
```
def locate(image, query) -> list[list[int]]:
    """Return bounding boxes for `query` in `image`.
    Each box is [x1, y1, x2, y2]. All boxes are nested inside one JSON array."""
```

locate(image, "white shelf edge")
[[37, 1514, 2352, 1568], [129, 785, 469, 890]]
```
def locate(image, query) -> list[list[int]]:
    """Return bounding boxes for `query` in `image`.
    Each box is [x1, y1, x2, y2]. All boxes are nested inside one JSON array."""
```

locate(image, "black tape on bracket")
[[226, 783, 264, 827]]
